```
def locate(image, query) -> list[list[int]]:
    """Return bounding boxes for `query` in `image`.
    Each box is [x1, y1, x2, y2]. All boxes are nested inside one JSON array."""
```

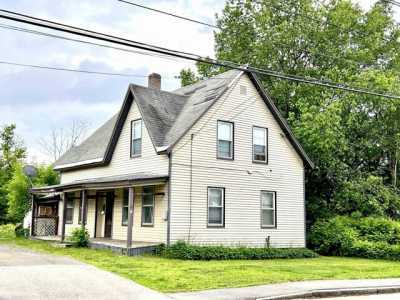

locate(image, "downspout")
[[188, 133, 194, 242], [167, 152, 172, 246]]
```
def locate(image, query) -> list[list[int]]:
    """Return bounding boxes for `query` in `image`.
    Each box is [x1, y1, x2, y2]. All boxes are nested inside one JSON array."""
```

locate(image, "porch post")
[[61, 192, 67, 242], [81, 190, 87, 228], [127, 187, 134, 249], [30, 194, 36, 236]]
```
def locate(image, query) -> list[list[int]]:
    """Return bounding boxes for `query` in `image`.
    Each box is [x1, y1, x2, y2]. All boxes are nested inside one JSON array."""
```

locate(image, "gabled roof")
[[54, 69, 313, 171]]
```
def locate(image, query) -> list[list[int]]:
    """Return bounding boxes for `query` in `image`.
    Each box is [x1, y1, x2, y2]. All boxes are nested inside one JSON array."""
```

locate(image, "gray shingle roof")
[[54, 114, 118, 167], [53, 69, 313, 170]]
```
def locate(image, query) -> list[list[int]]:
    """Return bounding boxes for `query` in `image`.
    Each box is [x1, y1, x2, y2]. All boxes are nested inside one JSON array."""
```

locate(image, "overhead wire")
[[0, 9, 398, 100]]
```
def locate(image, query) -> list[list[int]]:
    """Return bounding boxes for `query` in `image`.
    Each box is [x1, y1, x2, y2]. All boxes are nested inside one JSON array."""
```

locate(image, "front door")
[[104, 192, 114, 238]]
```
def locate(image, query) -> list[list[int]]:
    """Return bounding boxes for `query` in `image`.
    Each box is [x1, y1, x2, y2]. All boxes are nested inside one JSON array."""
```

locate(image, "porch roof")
[[31, 172, 169, 194]]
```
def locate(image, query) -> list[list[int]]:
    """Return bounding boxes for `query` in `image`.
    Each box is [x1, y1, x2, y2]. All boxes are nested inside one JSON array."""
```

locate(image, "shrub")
[[0, 224, 15, 239], [14, 223, 28, 237], [156, 241, 318, 260], [309, 216, 400, 260], [69, 227, 90, 247]]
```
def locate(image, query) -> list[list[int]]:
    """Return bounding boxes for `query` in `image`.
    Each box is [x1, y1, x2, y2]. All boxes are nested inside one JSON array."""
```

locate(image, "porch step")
[[51, 242, 73, 248]]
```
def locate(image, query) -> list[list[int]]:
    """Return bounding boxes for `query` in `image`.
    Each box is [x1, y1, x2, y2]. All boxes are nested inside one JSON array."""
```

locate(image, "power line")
[[0, 59, 150, 77], [117, 0, 218, 29], [0, 23, 185, 63], [0, 9, 399, 100], [119, 0, 398, 72]]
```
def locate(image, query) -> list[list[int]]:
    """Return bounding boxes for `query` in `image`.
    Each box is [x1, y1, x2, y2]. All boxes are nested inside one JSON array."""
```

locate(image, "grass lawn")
[[1, 236, 400, 293]]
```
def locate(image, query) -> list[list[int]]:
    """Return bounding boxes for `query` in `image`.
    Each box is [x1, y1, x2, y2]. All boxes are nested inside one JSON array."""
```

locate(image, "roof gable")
[[54, 69, 313, 171]]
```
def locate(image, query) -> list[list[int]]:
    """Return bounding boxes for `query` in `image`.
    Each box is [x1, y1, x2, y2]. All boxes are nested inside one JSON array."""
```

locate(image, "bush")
[[156, 241, 318, 260], [69, 227, 89, 247], [14, 223, 28, 237], [309, 216, 400, 260], [0, 224, 15, 239]]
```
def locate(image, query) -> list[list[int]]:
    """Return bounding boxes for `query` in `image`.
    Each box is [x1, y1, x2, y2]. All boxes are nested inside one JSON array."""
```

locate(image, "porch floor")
[[32, 236, 161, 256]]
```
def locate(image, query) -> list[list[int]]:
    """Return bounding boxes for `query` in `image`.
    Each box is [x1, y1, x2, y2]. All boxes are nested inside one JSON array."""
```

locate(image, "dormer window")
[[131, 119, 142, 157], [217, 120, 234, 160]]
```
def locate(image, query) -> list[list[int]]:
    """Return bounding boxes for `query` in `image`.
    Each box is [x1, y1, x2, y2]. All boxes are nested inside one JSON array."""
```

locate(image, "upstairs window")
[[217, 121, 234, 160], [131, 119, 142, 157], [261, 191, 276, 228], [207, 187, 225, 227], [253, 126, 267, 163], [142, 186, 154, 226], [122, 189, 129, 226]]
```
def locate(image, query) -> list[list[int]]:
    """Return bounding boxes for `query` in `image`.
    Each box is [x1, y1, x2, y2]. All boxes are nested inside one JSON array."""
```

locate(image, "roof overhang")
[[31, 173, 169, 194]]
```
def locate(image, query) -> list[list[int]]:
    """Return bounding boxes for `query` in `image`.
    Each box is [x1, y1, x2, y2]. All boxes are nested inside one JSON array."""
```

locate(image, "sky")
[[0, 0, 397, 164]]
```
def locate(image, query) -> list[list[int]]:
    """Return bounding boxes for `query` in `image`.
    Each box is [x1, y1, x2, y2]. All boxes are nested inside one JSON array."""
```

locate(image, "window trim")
[[207, 187, 225, 228], [141, 186, 155, 227], [217, 120, 234, 160], [252, 126, 268, 164], [121, 188, 129, 227], [260, 190, 277, 229], [78, 194, 82, 225], [65, 197, 74, 225], [130, 118, 142, 158]]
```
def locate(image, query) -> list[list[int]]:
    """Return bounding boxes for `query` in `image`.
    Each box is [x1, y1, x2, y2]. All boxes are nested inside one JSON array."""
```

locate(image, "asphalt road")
[[320, 294, 400, 299], [0, 244, 171, 300]]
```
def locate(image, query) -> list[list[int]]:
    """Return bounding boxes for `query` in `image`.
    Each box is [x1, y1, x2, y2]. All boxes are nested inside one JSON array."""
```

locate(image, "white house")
[[31, 69, 313, 254]]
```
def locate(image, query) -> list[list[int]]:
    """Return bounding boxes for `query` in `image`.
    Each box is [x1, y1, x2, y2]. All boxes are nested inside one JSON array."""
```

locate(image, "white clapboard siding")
[[170, 74, 305, 247], [60, 100, 169, 184]]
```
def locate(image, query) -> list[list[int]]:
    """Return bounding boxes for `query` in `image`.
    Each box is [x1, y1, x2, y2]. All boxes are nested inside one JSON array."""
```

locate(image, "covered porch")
[[30, 173, 169, 256]]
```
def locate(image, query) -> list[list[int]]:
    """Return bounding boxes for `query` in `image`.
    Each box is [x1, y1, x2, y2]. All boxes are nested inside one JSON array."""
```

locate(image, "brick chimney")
[[148, 73, 161, 90]]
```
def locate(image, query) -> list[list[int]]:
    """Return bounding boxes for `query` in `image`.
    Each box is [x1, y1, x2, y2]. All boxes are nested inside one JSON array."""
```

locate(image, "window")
[[65, 198, 74, 224], [253, 126, 267, 163], [122, 189, 129, 226], [131, 119, 142, 157], [142, 186, 154, 226], [78, 197, 83, 224], [261, 191, 276, 227], [207, 187, 224, 227], [217, 121, 233, 159]]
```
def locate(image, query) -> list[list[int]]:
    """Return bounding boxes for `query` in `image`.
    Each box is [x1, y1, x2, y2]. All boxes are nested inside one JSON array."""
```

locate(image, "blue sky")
[[0, 0, 395, 163]]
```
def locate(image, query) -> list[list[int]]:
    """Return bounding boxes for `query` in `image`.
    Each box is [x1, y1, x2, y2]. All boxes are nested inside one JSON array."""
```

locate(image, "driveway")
[[0, 245, 171, 300]]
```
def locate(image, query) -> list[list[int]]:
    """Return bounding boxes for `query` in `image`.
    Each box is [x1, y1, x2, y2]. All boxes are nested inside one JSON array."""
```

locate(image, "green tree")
[[179, 68, 199, 87], [189, 0, 400, 221], [6, 163, 59, 224], [0, 124, 26, 224], [6, 164, 30, 223]]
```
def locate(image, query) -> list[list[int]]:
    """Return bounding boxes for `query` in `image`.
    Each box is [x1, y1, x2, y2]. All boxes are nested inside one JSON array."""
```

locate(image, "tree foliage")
[[6, 163, 60, 224], [186, 0, 400, 222], [0, 124, 26, 224]]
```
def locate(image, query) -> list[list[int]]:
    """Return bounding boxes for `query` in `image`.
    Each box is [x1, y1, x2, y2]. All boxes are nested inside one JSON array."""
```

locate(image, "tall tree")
[[0, 124, 26, 224], [190, 0, 400, 221], [38, 120, 89, 162]]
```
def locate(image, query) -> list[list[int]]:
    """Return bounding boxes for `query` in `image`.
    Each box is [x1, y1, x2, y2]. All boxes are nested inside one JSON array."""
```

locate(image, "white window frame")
[[260, 191, 276, 228], [131, 119, 142, 157], [65, 198, 74, 224], [122, 189, 129, 226], [253, 126, 268, 163], [141, 186, 155, 226], [207, 187, 225, 227], [217, 120, 234, 160]]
